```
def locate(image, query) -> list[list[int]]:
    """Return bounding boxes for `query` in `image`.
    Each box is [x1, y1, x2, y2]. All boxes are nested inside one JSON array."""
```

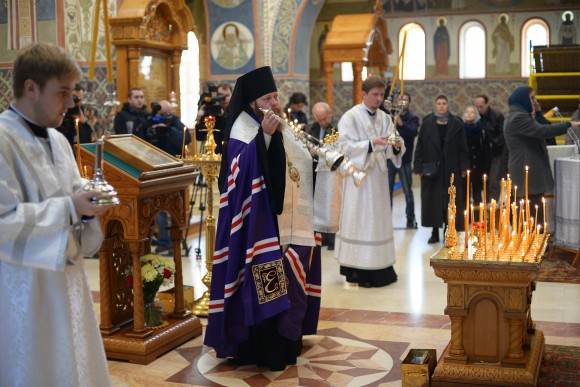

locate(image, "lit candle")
[[483, 174, 487, 236], [182, 126, 187, 158], [75, 118, 81, 173], [534, 205, 538, 235], [542, 197, 546, 229], [466, 170, 470, 224], [464, 210, 468, 248], [184, 145, 189, 159], [525, 165, 529, 204]]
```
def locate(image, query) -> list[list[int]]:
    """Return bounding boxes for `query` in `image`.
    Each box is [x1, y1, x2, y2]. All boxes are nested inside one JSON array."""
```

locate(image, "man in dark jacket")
[[474, 94, 504, 201], [414, 95, 469, 243], [504, 85, 580, 226], [388, 92, 419, 229], [113, 88, 148, 135]]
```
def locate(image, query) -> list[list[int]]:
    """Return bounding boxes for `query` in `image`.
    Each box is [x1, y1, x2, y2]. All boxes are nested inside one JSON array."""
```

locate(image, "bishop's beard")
[[251, 104, 282, 131]]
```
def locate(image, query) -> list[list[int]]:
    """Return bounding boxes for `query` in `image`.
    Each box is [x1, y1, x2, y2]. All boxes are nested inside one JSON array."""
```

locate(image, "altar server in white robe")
[[0, 42, 113, 387], [335, 76, 404, 287]]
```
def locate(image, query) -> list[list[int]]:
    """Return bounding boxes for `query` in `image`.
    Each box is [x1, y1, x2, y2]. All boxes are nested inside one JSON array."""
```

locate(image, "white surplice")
[[0, 110, 111, 387], [334, 104, 405, 270]]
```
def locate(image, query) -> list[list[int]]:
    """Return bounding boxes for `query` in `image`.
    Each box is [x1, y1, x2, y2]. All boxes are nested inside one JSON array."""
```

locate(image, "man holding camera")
[[195, 83, 232, 154], [56, 84, 96, 149], [140, 100, 191, 254]]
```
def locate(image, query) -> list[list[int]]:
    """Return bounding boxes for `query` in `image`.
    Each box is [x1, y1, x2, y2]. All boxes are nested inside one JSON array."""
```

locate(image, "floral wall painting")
[[210, 21, 254, 70]]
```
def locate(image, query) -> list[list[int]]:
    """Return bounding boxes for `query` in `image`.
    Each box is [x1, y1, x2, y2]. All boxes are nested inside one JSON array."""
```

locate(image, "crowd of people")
[[3, 42, 580, 383]]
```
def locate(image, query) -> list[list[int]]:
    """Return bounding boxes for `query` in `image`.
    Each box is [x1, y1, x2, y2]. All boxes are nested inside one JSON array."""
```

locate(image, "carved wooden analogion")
[[79, 135, 201, 364]]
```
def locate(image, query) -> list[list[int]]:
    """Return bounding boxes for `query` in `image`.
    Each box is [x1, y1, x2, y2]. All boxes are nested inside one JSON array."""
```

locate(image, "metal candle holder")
[[83, 136, 120, 205], [383, 97, 405, 145]]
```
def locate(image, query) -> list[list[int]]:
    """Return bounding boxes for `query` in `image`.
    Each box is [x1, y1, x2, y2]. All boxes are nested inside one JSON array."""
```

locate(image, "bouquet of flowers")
[[125, 254, 176, 326]]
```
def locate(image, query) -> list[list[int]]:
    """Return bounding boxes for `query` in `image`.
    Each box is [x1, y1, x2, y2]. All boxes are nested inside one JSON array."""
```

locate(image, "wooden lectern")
[[79, 135, 202, 364], [430, 253, 545, 386]]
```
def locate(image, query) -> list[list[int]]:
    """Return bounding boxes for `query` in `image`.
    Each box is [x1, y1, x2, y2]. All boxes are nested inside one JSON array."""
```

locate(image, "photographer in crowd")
[[141, 100, 191, 254], [56, 84, 96, 149], [195, 83, 232, 154]]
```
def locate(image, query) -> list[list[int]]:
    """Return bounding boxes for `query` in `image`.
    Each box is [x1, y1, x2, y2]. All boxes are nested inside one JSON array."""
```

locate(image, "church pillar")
[[325, 62, 334, 109], [353, 61, 363, 104]]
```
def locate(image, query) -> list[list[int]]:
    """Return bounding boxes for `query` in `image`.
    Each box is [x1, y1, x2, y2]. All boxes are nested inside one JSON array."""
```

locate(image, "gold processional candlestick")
[[191, 116, 221, 317], [445, 174, 459, 257], [83, 136, 120, 205]]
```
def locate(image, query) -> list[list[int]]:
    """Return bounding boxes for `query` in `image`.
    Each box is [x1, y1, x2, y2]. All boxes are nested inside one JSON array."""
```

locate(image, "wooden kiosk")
[[322, 1, 391, 109], [79, 135, 202, 364]]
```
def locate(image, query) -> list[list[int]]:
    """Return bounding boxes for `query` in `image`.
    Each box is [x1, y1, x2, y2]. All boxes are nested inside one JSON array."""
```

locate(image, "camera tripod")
[[182, 142, 210, 259]]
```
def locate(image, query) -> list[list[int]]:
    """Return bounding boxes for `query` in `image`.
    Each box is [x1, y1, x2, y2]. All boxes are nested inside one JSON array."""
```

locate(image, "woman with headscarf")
[[504, 85, 580, 225]]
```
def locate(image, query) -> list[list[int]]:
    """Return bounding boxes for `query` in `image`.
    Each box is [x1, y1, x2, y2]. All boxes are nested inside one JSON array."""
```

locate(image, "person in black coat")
[[113, 88, 148, 135], [413, 95, 469, 244], [463, 105, 486, 204]]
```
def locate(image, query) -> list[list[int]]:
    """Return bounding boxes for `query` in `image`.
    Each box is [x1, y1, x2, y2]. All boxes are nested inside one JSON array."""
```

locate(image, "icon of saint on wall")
[[434, 16, 449, 75], [211, 22, 254, 70], [559, 11, 577, 45], [492, 14, 514, 74]]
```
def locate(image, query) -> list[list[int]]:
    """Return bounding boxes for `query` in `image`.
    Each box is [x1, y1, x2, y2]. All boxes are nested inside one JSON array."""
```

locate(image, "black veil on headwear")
[[218, 66, 278, 192]]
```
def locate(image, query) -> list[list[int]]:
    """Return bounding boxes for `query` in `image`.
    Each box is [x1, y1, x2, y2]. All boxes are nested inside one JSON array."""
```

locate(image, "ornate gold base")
[[102, 315, 202, 364], [192, 291, 210, 317], [432, 330, 544, 386]]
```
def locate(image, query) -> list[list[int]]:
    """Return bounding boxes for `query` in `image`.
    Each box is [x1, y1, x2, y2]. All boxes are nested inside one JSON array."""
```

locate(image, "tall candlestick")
[[464, 210, 468, 248], [542, 197, 546, 232], [466, 170, 470, 225], [75, 118, 81, 173], [471, 204, 475, 227], [192, 121, 197, 155], [182, 126, 187, 158], [534, 205, 538, 234], [525, 165, 529, 203], [483, 174, 487, 237]]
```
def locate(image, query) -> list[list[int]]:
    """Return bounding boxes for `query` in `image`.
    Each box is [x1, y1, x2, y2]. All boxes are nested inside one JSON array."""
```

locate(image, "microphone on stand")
[[543, 106, 559, 118]]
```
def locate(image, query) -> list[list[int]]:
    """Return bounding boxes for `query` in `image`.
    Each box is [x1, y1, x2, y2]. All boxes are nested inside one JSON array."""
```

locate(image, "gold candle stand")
[[189, 117, 221, 317]]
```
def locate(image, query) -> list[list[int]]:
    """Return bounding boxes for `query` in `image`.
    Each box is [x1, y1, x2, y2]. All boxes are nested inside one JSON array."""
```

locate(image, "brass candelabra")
[[187, 117, 221, 317]]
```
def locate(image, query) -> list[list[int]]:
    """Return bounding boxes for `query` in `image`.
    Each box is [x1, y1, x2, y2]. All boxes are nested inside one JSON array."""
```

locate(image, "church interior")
[[0, 0, 579, 386]]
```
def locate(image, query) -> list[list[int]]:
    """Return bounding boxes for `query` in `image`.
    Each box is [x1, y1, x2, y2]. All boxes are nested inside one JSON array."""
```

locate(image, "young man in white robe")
[[0, 42, 113, 387], [335, 76, 405, 287]]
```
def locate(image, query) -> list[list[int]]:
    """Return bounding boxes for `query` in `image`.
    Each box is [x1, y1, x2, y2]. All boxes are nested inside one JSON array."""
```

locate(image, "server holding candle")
[[504, 85, 580, 226]]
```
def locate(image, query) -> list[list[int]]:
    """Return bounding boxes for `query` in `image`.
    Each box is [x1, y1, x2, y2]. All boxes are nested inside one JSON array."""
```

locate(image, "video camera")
[[198, 82, 226, 117]]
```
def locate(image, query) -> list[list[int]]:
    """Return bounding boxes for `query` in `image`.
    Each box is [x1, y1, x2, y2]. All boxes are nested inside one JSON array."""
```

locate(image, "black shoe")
[[406, 219, 418, 229], [327, 244, 334, 251], [428, 234, 439, 244], [359, 282, 373, 288]]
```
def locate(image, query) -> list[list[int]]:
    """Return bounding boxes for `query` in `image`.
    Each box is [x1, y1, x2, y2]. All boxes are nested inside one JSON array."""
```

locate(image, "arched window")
[[521, 19, 549, 77], [459, 21, 486, 79], [180, 31, 200, 128], [399, 23, 425, 80]]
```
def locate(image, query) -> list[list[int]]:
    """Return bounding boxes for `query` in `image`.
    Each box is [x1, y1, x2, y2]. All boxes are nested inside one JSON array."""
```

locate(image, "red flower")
[[127, 275, 133, 287], [163, 268, 172, 279]]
